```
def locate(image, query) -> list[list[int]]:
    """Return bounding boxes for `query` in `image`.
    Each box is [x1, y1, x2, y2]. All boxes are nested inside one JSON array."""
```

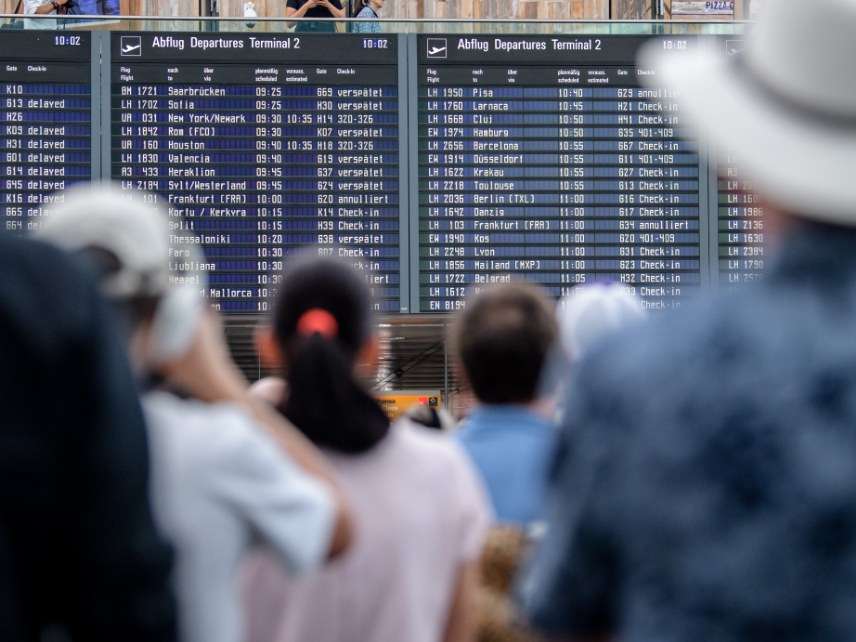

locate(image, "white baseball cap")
[[558, 284, 646, 361], [39, 183, 206, 364]]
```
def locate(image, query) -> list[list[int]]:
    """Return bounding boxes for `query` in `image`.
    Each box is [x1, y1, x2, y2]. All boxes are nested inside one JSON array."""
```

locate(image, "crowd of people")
[[17, 0, 380, 26], [5, 1, 856, 641]]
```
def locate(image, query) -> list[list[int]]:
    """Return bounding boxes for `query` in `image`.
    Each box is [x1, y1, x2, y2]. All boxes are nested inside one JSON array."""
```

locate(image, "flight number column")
[[112, 64, 274, 313], [419, 70, 532, 312], [717, 151, 765, 287]]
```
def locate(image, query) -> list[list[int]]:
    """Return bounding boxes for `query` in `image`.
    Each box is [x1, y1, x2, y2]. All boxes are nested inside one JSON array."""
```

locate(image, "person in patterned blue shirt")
[[520, 1, 856, 641], [65, 0, 118, 14]]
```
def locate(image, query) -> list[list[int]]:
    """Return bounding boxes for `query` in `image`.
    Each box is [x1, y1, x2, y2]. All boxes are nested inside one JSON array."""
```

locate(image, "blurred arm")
[[443, 562, 479, 642], [286, 0, 319, 18], [160, 309, 352, 559]]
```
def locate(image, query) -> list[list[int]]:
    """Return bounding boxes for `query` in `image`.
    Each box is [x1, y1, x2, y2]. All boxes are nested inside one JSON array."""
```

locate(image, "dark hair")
[[406, 403, 443, 431], [76, 246, 159, 329], [272, 253, 389, 454], [453, 283, 557, 405]]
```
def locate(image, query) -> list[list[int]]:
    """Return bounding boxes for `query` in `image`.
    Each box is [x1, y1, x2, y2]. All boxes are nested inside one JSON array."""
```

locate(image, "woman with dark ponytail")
[[243, 253, 492, 642]]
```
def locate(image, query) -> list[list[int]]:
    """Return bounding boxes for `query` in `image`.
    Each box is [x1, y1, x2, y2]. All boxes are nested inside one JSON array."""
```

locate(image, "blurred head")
[[258, 253, 389, 454], [558, 284, 645, 363], [38, 185, 204, 375], [453, 283, 557, 406], [368, 0, 383, 10]]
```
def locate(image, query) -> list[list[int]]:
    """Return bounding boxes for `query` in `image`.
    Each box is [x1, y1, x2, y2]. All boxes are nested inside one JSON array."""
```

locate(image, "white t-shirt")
[[24, 0, 58, 28], [24, 0, 56, 12], [143, 391, 334, 642], [242, 419, 493, 642]]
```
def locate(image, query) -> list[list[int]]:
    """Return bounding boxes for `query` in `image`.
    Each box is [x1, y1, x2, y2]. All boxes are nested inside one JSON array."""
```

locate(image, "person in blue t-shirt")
[[351, 0, 382, 32], [65, 0, 118, 14], [453, 283, 558, 526]]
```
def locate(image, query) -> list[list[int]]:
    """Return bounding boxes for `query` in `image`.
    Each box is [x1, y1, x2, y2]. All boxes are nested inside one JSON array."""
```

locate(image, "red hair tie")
[[297, 308, 338, 339]]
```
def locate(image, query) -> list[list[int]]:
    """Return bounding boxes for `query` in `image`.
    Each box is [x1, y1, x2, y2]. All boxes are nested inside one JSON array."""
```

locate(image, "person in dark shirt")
[[519, 1, 856, 641], [286, 0, 344, 31], [0, 232, 176, 642]]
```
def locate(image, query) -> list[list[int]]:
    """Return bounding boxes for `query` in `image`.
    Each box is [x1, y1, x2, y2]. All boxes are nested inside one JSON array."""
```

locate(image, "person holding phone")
[[286, 0, 345, 32]]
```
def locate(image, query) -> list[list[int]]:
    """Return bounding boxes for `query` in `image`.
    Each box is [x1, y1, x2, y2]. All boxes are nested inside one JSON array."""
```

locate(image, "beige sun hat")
[[639, 0, 856, 226]]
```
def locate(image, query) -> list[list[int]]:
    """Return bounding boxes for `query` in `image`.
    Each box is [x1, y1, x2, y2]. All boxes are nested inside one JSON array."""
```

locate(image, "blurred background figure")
[[40, 186, 351, 642], [351, 0, 383, 31], [243, 253, 491, 642], [520, 1, 856, 641], [405, 397, 455, 431], [541, 284, 646, 423], [23, 0, 69, 15], [65, 0, 118, 14], [22, 0, 69, 29], [557, 284, 645, 363], [453, 283, 558, 528], [0, 210, 176, 639]]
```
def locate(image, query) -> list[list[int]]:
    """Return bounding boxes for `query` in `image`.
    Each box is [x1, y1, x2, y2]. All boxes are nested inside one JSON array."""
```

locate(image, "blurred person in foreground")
[[520, 1, 856, 641], [243, 253, 492, 642], [0, 214, 176, 638], [40, 186, 352, 642], [453, 283, 559, 527]]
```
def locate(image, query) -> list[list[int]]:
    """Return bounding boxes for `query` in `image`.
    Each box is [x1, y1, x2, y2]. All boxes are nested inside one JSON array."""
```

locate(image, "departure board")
[[1, 33, 93, 234], [111, 33, 402, 313], [417, 35, 704, 312]]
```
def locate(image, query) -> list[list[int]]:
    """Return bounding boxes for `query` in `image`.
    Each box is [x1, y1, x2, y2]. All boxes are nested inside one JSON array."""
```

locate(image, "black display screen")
[[0, 32, 92, 235], [110, 33, 402, 313], [0, 30, 767, 315]]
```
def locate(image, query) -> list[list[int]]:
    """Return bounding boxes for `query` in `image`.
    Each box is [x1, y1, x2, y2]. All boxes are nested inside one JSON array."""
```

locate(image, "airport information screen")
[[110, 33, 401, 313], [0, 33, 93, 234], [0, 30, 765, 314], [417, 35, 701, 312]]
